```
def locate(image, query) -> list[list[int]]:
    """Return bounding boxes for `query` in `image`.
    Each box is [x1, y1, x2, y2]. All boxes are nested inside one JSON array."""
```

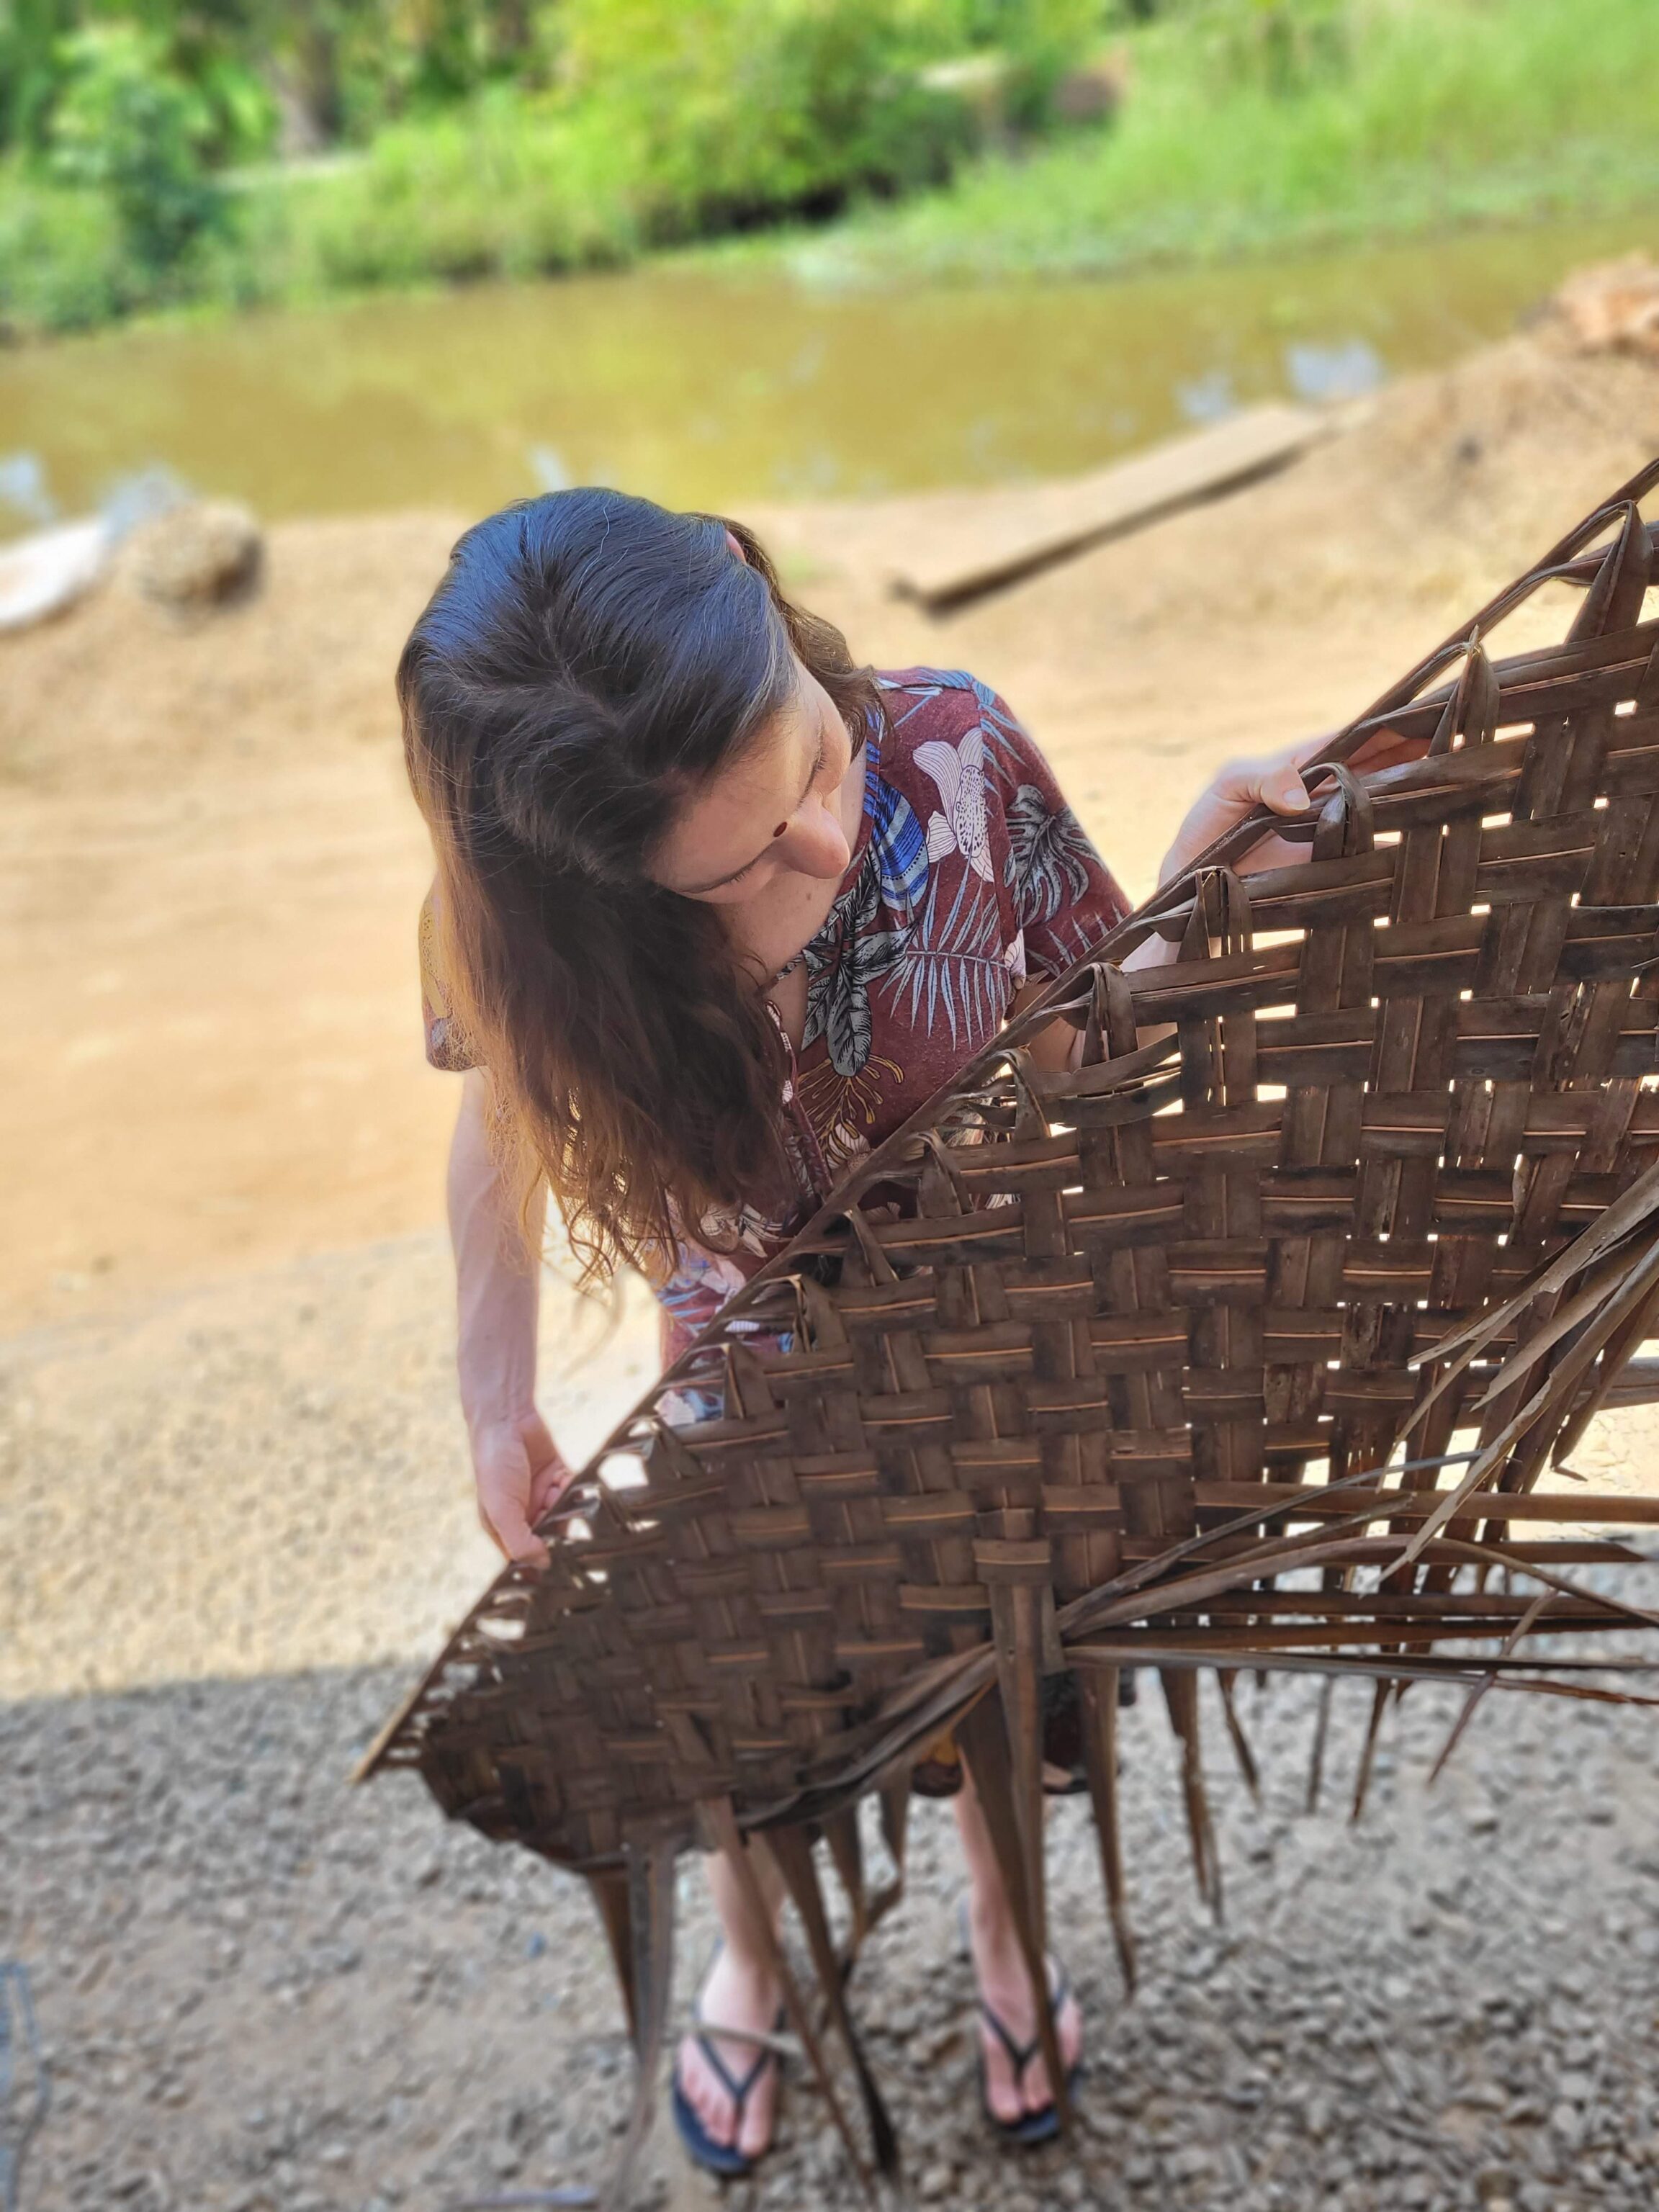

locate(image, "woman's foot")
[[966, 1901, 1084, 2129], [673, 1945, 784, 2166]]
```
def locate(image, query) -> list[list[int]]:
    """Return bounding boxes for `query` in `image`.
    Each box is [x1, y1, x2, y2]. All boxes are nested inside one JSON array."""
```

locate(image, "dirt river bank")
[[4, 325, 1659, 2212]]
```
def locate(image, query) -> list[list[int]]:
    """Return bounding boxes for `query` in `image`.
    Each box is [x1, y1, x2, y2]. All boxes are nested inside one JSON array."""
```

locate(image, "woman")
[[399, 487, 1342, 2174]]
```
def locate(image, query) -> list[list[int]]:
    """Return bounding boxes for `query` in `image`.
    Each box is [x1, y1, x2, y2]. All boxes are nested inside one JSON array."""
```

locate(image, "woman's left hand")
[[1157, 724, 1429, 887]]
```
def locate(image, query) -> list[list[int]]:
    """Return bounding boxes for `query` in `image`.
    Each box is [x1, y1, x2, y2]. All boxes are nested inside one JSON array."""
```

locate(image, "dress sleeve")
[[981, 695, 1130, 980], [418, 882, 478, 1073]]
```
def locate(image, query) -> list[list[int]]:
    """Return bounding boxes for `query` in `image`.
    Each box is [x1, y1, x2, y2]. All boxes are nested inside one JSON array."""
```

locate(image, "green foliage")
[[45, 24, 225, 271], [788, 0, 1659, 282], [3, 0, 1101, 158], [0, 0, 552, 158], [0, 0, 75, 148], [1189, 0, 1351, 97], [1, 0, 276, 157], [3, 0, 1657, 338], [1000, 0, 1110, 125], [278, 89, 638, 287], [266, 0, 1061, 294], [0, 155, 130, 328], [558, 0, 984, 233], [253, 0, 562, 147]]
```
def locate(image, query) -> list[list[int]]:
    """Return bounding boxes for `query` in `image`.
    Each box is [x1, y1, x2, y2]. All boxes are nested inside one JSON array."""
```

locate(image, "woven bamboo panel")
[[362, 467, 1659, 2190]]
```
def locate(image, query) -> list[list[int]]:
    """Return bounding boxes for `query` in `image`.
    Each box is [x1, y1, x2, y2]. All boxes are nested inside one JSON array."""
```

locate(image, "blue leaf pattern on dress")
[[642, 670, 1123, 1359], [802, 832, 910, 1076], [871, 775, 929, 921], [1006, 783, 1097, 928]]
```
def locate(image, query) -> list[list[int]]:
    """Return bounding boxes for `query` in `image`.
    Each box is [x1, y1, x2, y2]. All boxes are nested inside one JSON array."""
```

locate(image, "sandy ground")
[[6, 326, 1659, 1336], [5, 325, 1659, 2212]]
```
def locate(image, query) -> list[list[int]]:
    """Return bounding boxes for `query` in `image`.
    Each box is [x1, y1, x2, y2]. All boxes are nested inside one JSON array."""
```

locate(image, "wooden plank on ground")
[[886, 402, 1328, 610]]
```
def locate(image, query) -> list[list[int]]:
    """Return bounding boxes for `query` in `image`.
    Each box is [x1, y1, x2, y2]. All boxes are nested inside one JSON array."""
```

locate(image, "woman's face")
[[650, 657, 859, 911]]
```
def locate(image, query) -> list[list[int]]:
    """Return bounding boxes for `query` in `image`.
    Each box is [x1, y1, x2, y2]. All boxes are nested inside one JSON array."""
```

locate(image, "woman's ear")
[[725, 529, 746, 563]]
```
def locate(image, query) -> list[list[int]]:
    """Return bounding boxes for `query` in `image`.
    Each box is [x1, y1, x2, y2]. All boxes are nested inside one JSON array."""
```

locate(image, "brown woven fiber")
[[363, 462, 1659, 2199]]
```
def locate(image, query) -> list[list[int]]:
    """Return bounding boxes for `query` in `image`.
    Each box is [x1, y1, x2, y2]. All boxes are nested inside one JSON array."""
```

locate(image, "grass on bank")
[[770, 0, 1659, 284], [2, 0, 1658, 340]]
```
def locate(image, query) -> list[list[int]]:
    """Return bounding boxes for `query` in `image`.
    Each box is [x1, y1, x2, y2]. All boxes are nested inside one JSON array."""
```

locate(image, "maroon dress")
[[421, 667, 1129, 1364]]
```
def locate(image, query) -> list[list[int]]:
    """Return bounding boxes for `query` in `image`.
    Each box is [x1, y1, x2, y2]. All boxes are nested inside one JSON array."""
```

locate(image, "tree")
[[47, 24, 222, 272]]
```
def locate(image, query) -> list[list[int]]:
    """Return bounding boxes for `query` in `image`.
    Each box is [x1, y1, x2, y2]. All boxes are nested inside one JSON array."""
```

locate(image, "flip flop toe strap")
[[978, 1995, 1038, 2082], [977, 1964, 1075, 2091], [691, 2028, 775, 2126]]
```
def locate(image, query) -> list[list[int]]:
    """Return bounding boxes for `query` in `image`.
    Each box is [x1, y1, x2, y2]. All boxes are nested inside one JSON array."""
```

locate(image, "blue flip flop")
[[977, 1964, 1082, 2149], [670, 2015, 785, 2179]]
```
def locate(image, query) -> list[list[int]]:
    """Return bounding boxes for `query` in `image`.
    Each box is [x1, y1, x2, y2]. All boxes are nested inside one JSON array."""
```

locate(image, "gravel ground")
[[6, 1238, 1659, 2212], [6, 1637, 1659, 2212], [0, 1232, 660, 1701]]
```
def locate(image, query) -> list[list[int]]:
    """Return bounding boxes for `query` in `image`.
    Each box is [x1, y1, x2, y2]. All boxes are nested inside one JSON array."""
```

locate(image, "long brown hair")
[[397, 487, 878, 1280]]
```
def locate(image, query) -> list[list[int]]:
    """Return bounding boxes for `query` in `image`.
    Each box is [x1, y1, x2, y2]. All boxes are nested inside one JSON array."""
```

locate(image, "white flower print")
[[670, 1241, 749, 1307], [914, 731, 994, 882]]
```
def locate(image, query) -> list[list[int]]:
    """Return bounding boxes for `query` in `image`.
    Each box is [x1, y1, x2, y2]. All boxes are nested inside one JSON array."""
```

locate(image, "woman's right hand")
[[470, 1406, 574, 1569], [450, 1070, 570, 1570]]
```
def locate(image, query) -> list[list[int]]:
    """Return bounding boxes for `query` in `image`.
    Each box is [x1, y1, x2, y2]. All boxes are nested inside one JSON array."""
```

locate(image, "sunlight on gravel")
[[0, 1233, 660, 1700]]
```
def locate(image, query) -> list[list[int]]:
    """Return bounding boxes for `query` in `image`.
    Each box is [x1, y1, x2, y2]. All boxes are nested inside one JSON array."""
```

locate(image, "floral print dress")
[[420, 667, 1129, 1364]]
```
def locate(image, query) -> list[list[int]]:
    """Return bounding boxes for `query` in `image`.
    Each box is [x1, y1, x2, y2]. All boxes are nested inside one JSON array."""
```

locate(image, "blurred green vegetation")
[[783, 0, 1659, 283], [0, 0, 1655, 338], [1, 0, 1104, 327]]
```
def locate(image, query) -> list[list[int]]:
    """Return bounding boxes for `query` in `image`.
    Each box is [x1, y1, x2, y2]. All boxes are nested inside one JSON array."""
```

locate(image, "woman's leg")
[[675, 1845, 786, 2159], [677, 1778, 1082, 2151], [955, 1768, 1084, 2123]]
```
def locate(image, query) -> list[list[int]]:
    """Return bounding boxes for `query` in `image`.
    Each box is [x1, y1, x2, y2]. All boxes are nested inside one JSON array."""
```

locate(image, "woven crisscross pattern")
[[366, 467, 1659, 1904]]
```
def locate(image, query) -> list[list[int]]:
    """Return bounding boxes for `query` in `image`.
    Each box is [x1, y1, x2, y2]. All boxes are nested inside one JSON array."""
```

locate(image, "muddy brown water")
[[1, 210, 1655, 536]]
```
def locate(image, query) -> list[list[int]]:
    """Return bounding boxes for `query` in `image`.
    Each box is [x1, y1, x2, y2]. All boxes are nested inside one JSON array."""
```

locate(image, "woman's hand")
[[450, 1068, 572, 1570], [1157, 724, 1429, 887], [470, 1407, 575, 1569]]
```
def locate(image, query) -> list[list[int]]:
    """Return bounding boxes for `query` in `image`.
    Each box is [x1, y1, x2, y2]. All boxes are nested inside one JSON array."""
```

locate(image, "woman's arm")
[[1151, 725, 1431, 892], [1022, 729, 1428, 1052], [449, 1067, 572, 1568], [1117, 747, 1317, 981]]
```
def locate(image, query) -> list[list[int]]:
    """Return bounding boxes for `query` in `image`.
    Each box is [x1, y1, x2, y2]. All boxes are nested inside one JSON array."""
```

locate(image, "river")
[[1, 210, 1653, 536]]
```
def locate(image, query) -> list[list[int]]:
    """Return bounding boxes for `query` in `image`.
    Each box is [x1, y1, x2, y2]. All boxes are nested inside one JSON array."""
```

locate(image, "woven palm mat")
[[364, 462, 1659, 2205]]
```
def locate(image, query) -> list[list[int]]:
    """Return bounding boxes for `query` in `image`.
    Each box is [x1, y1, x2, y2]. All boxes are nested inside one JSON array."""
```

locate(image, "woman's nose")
[[777, 798, 851, 881]]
